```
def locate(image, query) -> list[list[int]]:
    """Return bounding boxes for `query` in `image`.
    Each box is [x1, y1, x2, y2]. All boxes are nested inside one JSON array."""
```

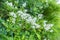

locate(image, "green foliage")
[[0, 0, 60, 40]]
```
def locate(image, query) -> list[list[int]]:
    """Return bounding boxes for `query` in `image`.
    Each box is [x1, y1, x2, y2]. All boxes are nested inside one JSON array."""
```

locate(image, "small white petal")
[[15, 6, 18, 9], [7, 19, 9, 21], [38, 14, 43, 19], [35, 24, 40, 28], [44, 38, 46, 40], [26, 16, 32, 23], [31, 26, 35, 28], [32, 23, 40, 28], [6, 1, 13, 7], [46, 0, 48, 2], [10, 12, 17, 18], [50, 30, 53, 32], [44, 24, 53, 31], [57, 0, 60, 4], [22, 2, 26, 7], [12, 18, 16, 24], [24, 9, 27, 12], [43, 20, 47, 27], [17, 11, 23, 15]]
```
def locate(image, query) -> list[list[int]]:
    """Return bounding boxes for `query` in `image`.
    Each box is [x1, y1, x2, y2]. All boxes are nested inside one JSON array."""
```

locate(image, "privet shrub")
[[0, 0, 60, 40]]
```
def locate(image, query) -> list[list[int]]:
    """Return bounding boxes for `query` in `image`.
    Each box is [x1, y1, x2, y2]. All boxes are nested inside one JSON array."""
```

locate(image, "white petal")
[[50, 30, 53, 32], [22, 2, 26, 7], [57, 0, 60, 4]]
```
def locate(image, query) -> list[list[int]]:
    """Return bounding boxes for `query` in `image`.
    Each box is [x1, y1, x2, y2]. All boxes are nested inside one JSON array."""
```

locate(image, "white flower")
[[31, 26, 35, 28], [7, 19, 9, 21], [17, 10, 37, 23], [26, 17, 37, 24], [10, 12, 17, 18], [44, 20, 47, 23], [19, 24, 22, 27], [8, 2, 13, 6], [33, 17, 37, 22], [26, 16, 33, 23], [57, 0, 60, 4], [25, 14, 31, 17], [46, 0, 48, 2], [17, 11, 23, 13], [32, 23, 40, 29], [24, 9, 27, 12], [21, 13, 29, 19], [6, 1, 13, 7], [15, 0, 19, 4], [12, 18, 16, 24], [43, 20, 53, 31], [15, 6, 18, 9], [17, 10, 40, 29], [44, 38, 46, 40], [26, 16, 37, 24], [43, 20, 47, 27], [18, 12, 31, 20], [22, 2, 26, 7], [44, 24, 54, 31], [35, 24, 40, 28], [38, 14, 43, 19], [17, 11, 23, 16], [50, 30, 53, 32]]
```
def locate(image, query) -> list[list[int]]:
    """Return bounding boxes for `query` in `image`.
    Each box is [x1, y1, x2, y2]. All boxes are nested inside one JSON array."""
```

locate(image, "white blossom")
[[43, 20, 47, 27], [33, 17, 37, 23], [44, 38, 50, 40], [17, 11, 31, 20], [38, 14, 43, 19], [32, 23, 40, 29], [12, 18, 16, 24], [15, 6, 18, 9], [44, 38, 47, 40], [21, 13, 30, 19], [35, 24, 40, 28], [5, 1, 13, 7], [43, 20, 54, 31], [22, 2, 26, 7], [44, 24, 54, 31], [24, 9, 28, 12], [26, 16, 33, 23], [15, 0, 19, 4], [19, 24, 22, 27], [57, 0, 60, 4], [10, 12, 17, 18], [50, 30, 53, 32], [26, 17, 37, 24], [17, 11, 23, 13], [31, 26, 36, 28], [17, 10, 40, 29], [17, 11, 23, 16], [7, 19, 9, 22], [44, 20, 47, 23], [46, 0, 48, 2]]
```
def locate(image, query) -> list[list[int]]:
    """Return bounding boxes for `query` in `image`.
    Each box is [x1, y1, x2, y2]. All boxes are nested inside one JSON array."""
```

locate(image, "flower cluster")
[[43, 20, 54, 31], [1, 0, 58, 40], [17, 10, 40, 29], [5, 1, 13, 7], [38, 14, 43, 19], [9, 12, 17, 18], [9, 9, 53, 30]]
